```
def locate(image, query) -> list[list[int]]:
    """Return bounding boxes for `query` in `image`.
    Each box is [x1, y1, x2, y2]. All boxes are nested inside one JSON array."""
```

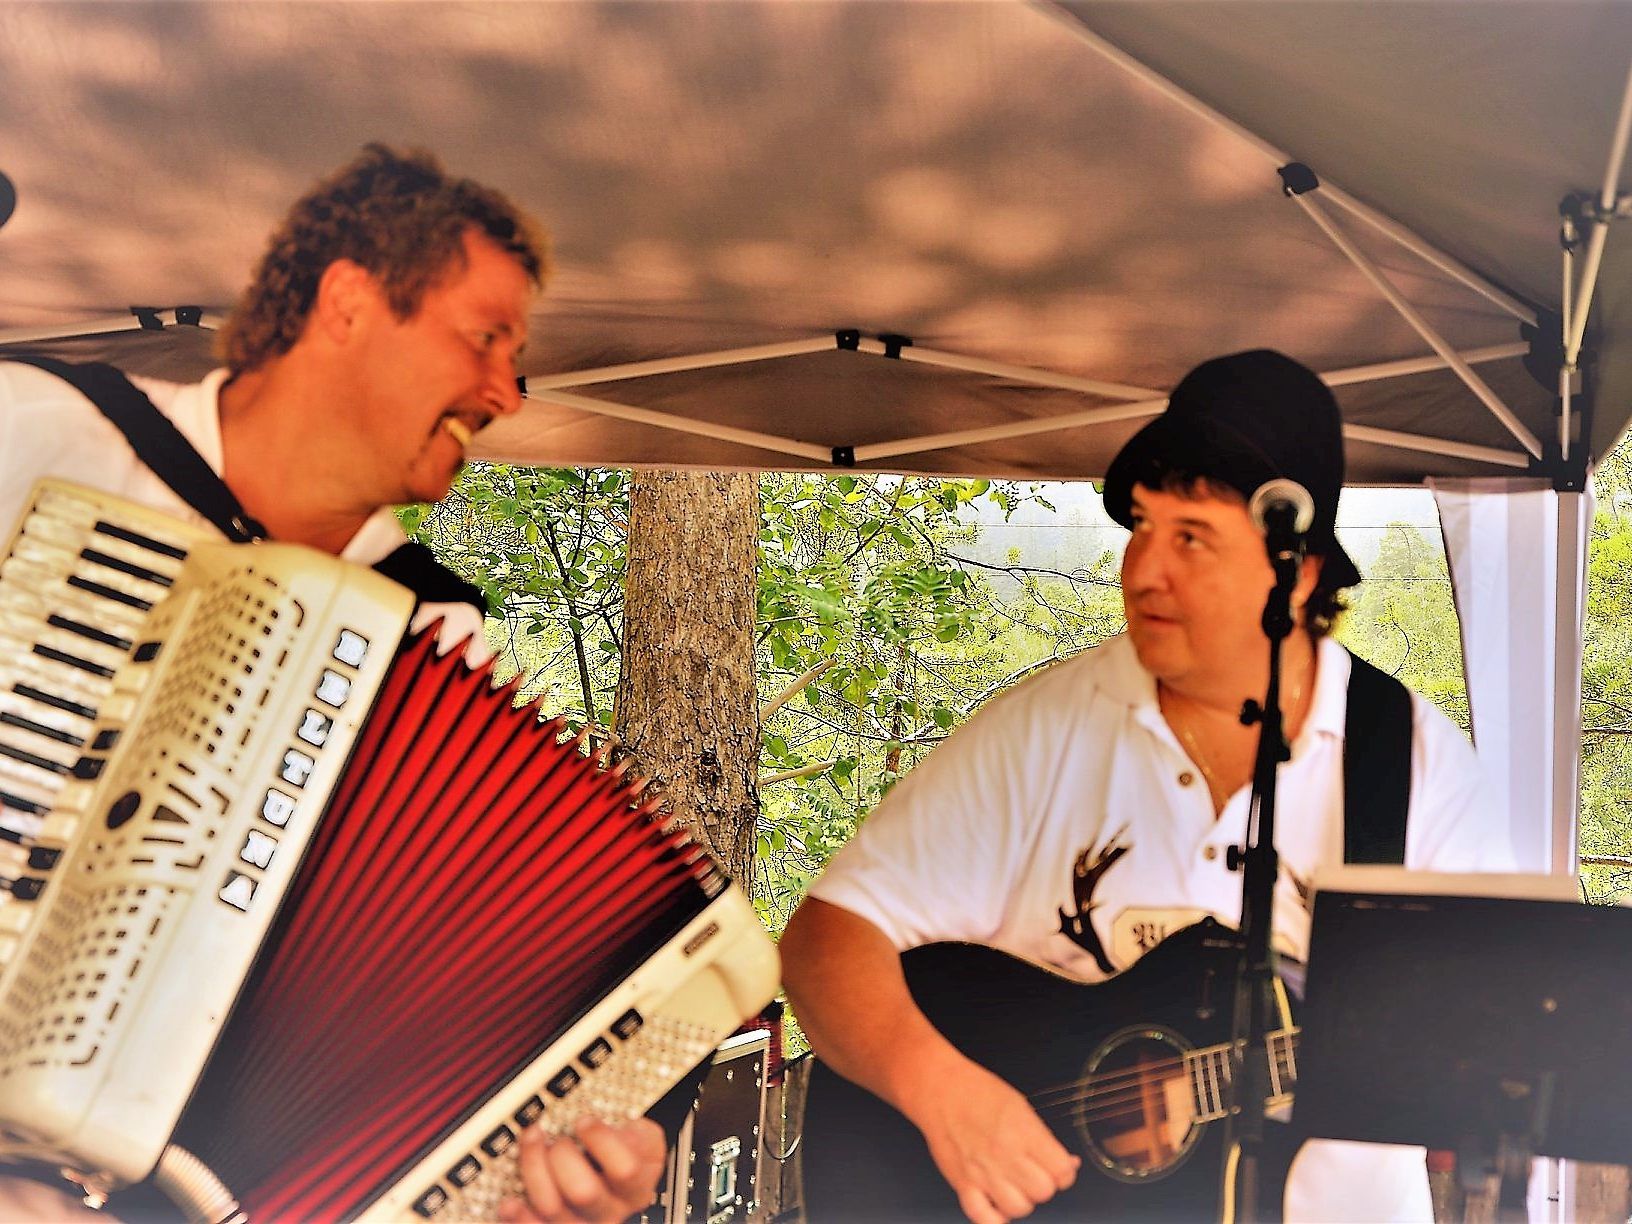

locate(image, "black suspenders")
[[1342, 652, 1414, 865], [5, 356, 488, 612]]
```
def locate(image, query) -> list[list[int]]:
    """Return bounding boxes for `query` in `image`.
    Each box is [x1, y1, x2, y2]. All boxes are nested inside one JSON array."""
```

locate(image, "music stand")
[[1293, 872, 1632, 1218]]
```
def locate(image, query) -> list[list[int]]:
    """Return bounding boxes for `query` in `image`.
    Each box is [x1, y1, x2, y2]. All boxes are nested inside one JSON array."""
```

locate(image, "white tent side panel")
[[1433, 480, 1589, 875]]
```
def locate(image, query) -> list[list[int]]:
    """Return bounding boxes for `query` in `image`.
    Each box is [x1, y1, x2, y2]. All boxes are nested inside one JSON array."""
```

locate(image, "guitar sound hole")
[[1075, 1026, 1199, 1183]]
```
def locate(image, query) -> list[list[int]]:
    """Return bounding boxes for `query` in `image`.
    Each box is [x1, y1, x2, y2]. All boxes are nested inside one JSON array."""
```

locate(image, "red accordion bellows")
[[172, 628, 717, 1222]]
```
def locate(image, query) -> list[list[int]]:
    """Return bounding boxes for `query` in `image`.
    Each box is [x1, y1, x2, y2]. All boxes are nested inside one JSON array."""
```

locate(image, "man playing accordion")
[[0, 144, 665, 1224]]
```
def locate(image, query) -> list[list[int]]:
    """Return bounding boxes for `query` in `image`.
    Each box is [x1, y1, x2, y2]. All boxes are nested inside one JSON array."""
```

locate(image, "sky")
[[963, 481, 1443, 578]]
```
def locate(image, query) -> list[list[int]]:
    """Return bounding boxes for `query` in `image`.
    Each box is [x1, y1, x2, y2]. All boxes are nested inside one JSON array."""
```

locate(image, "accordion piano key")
[[0, 483, 201, 972], [0, 535, 413, 1187]]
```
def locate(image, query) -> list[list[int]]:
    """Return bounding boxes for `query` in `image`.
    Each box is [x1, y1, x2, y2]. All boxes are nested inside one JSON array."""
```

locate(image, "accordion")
[[0, 482, 780, 1221]]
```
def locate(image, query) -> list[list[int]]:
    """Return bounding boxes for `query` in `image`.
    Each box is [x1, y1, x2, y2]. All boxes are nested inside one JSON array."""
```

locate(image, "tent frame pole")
[[512, 386, 832, 464], [1564, 56, 1632, 369], [524, 338, 837, 390], [848, 343, 1531, 465], [1044, 4, 1537, 325], [1286, 190, 1543, 460], [516, 337, 1531, 468], [0, 309, 223, 346]]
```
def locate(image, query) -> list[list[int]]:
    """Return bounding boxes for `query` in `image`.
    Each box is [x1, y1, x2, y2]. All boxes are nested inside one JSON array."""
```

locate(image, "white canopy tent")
[[1, 1, 1628, 884]]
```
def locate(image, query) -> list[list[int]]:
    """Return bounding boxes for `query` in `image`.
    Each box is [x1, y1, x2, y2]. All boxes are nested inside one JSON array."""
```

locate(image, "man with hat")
[[782, 350, 1514, 1223]]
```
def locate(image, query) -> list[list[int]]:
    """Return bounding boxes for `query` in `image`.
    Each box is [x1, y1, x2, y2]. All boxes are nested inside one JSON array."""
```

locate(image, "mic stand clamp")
[[1221, 548, 1303, 1224]]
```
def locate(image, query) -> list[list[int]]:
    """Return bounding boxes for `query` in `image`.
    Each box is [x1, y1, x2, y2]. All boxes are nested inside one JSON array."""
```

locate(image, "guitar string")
[[1029, 1062, 1288, 1124], [1020, 1037, 1297, 1118], [1024, 1039, 1293, 1108], [1018, 1037, 1299, 1122], [1032, 1068, 1297, 1132], [1042, 1085, 1296, 1135], [1021, 1029, 1297, 1107]]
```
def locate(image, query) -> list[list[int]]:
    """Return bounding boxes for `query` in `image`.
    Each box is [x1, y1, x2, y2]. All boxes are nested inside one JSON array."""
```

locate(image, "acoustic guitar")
[[801, 919, 1300, 1221]]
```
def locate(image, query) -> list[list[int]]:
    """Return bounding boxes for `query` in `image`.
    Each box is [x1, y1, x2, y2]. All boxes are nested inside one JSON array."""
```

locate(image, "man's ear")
[[1294, 553, 1324, 615], [310, 259, 380, 345]]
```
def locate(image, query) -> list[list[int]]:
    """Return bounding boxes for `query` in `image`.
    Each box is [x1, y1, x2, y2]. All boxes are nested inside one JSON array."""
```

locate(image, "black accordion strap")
[[8, 356, 488, 613], [373, 541, 489, 614], [7, 355, 266, 543], [1342, 652, 1413, 865]]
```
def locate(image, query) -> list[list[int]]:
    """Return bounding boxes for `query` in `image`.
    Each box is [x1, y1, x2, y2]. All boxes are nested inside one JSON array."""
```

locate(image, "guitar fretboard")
[[1182, 1028, 1299, 1123]]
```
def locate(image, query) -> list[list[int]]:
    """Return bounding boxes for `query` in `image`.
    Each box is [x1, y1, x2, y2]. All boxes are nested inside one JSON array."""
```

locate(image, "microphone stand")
[[1220, 523, 1303, 1224]]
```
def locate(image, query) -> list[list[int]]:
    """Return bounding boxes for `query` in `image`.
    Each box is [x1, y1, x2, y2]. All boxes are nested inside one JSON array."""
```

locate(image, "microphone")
[[1248, 479, 1315, 564]]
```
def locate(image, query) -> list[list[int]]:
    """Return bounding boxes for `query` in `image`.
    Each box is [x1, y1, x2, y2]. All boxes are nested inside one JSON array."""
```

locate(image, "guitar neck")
[[1185, 1028, 1299, 1123]]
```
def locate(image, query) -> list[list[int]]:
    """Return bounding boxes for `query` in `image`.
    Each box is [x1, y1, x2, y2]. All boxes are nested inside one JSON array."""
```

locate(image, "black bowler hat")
[[1102, 349, 1363, 590]]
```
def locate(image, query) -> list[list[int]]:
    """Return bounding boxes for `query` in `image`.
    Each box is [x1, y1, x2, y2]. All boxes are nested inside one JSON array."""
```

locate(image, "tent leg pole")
[[1550, 490, 1586, 877]]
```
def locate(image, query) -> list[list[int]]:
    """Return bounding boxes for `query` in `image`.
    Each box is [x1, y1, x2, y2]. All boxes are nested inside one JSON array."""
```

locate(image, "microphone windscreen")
[[1248, 478, 1315, 534]]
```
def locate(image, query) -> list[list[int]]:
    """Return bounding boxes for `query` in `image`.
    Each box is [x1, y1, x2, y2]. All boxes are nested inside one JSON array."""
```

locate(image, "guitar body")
[[802, 920, 1296, 1222]]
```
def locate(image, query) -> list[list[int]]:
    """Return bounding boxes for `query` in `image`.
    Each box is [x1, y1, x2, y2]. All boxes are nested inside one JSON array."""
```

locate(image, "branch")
[[761, 658, 838, 720], [945, 552, 1121, 590], [761, 760, 840, 785], [840, 481, 908, 563]]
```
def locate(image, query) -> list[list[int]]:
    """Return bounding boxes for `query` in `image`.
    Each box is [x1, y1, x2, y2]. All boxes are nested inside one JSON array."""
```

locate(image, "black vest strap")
[[6, 357, 488, 614], [372, 541, 488, 614], [8, 355, 267, 542], [1342, 653, 1413, 865]]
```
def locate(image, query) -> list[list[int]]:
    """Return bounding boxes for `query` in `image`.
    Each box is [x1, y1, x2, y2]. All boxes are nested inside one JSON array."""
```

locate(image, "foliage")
[[1581, 447, 1632, 903], [407, 463, 1499, 924], [1336, 524, 1468, 732], [405, 465, 627, 728], [753, 475, 1123, 929]]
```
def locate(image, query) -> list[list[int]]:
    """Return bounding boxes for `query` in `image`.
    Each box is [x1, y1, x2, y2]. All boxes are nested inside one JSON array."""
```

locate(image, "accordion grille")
[[172, 627, 725, 1222]]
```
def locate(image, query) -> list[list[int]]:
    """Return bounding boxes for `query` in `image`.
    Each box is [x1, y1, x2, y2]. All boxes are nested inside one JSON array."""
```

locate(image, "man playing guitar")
[[782, 350, 1516, 1223]]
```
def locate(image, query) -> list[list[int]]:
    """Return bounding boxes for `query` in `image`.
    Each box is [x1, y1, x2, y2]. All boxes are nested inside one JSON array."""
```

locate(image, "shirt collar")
[[1104, 630, 1351, 745], [1301, 635, 1352, 743]]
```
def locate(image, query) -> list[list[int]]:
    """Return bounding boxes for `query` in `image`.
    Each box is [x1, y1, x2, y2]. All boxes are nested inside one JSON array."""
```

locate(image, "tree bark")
[[614, 470, 761, 888]]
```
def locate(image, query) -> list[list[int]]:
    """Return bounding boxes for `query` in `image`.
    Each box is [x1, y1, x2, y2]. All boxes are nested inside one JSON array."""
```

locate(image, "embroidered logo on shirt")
[[1284, 864, 1314, 913], [1056, 827, 1130, 974]]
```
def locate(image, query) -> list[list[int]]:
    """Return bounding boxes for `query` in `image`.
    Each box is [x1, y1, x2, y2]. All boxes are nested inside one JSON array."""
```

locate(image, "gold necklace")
[[1165, 670, 1309, 805]]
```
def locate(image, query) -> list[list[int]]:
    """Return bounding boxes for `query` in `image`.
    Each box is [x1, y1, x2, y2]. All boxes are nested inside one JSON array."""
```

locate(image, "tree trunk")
[[614, 470, 761, 888]]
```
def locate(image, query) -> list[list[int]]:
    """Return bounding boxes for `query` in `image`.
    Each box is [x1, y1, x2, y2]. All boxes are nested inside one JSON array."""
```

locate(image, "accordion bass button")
[[547, 1067, 582, 1099], [481, 1126, 516, 1158], [513, 1095, 546, 1128], [411, 1187, 450, 1218]]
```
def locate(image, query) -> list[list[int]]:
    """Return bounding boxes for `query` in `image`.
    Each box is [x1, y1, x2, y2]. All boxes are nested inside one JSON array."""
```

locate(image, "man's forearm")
[[780, 897, 966, 1119]]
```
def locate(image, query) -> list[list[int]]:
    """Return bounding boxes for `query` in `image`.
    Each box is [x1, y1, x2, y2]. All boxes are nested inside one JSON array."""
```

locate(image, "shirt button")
[[1178, 771, 1196, 787], [1203, 845, 1218, 861]]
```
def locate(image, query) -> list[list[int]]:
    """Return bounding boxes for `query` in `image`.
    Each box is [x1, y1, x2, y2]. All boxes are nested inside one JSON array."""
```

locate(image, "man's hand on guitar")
[[900, 1052, 1080, 1224], [499, 1116, 666, 1224]]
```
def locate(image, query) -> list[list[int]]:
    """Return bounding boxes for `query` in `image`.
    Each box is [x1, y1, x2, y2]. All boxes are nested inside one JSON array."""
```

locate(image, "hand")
[[901, 1057, 1079, 1224], [498, 1117, 667, 1224], [0, 1177, 109, 1222]]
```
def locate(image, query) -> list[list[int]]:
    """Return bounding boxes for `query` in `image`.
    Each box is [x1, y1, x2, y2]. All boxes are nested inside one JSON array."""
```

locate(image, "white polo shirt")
[[0, 360, 486, 653], [810, 631, 1515, 1222], [0, 361, 406, 566]]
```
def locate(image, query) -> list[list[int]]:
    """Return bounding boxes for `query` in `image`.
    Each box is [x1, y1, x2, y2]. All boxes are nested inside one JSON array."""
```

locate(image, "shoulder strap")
[[7, 356, 488, 615], [373, 542, 489, 614], [1342, 652, 1413, 865], [6, 355, 266, 542]]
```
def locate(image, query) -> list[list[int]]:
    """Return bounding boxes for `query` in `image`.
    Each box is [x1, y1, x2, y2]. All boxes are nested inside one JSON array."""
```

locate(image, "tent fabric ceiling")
[[0, 1, 1626, 482]]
